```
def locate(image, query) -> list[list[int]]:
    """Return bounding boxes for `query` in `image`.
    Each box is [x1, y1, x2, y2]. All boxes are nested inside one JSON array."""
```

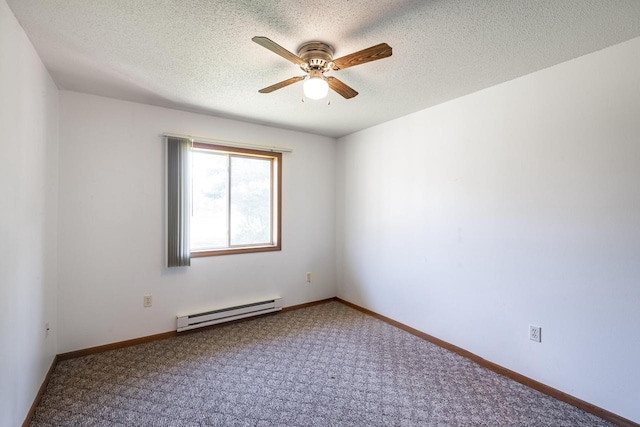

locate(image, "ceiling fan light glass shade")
[[303, 76, 329, 100]]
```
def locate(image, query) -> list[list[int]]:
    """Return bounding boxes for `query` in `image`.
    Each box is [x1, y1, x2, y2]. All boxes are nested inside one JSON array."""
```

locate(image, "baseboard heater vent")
[[176, 297, 282, 332]]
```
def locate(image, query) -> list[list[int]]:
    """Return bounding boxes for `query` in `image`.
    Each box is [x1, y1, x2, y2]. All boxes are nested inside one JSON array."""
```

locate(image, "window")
[[166, 137, 284, 267], [190, 143, 281, 257]]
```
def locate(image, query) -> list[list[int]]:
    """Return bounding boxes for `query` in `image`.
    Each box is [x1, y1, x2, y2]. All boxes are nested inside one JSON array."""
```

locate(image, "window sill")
[[191, 245, 281, 258]]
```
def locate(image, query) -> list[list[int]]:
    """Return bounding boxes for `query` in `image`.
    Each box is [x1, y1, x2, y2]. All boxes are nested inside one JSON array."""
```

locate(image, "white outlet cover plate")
[[529, 325, 541, 342]]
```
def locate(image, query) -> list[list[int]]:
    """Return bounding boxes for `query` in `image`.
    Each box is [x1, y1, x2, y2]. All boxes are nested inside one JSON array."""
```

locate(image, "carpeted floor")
[[31, 301, 613, 426]]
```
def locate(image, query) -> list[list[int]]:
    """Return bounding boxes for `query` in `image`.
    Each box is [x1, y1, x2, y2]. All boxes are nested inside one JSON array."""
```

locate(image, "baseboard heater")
[[176, 297, 282, 332]]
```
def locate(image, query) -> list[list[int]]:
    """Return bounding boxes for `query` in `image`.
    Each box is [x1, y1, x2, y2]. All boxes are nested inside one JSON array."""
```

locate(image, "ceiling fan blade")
[[332, 43, 392, 71], [327, 77, 358, 99], [258, 76, 306, 93], [252, 36, 307, 67]]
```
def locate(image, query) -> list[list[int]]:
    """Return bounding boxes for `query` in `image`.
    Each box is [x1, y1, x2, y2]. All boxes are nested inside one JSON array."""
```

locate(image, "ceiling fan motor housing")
[[297, 41, 335, 71]]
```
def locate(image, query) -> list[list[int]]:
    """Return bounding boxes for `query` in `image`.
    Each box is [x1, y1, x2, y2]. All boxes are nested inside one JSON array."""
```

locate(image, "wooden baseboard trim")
[[336, 297, 638, 427], [22, 355, 58, 427], [57, 330, 178, 361], [57, 297, 338, 361], [282, 297, 337, 312]]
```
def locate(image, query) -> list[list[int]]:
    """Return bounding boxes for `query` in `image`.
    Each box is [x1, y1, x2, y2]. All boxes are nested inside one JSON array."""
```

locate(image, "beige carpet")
[[30, 301, 613, 426]]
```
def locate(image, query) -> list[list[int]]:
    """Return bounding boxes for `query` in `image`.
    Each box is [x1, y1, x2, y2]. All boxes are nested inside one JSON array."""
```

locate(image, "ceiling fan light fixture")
[[303, 75, 329, 100], [253, 36, 391, 100]]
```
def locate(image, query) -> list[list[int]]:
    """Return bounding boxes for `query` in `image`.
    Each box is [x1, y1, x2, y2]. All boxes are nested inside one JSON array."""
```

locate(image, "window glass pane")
[[230, 156, 272, 246], [191, 151, 228, 249]]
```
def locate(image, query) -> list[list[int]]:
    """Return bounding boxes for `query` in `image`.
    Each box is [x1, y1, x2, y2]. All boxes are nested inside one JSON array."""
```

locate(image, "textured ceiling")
[[7, 0, 640, 138]]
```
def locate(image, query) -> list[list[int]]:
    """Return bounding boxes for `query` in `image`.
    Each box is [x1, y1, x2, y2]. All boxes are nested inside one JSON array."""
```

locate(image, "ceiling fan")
[[252, 36, 392, 100]]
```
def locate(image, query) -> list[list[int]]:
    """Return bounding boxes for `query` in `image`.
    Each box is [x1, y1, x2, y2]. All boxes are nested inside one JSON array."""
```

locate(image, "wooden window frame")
[[190, 142, 282, 258]]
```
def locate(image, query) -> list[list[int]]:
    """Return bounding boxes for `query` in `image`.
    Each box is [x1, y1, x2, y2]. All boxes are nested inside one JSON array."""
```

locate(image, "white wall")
[[0, 1, 59, 426], [58, 91, 336, 353], [336, 37, 640, 423]]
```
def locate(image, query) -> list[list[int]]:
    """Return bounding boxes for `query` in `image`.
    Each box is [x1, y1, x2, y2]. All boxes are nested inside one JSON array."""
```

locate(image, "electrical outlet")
[[529, 325, 541, 342], [144, 295, 152, 307], [306, 272, 312, 283]]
